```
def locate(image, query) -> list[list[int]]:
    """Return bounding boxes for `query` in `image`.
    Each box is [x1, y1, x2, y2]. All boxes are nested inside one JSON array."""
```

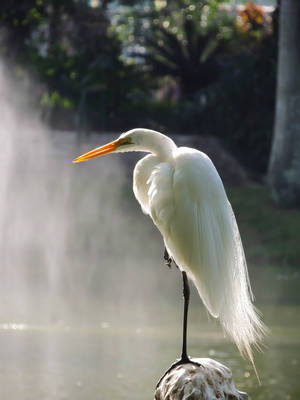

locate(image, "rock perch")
[[155, 358, 248, 400]]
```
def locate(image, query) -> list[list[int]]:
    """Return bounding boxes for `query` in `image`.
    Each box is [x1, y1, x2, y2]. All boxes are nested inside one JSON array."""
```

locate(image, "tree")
[[138, 18, 223, 97], [0, 0, 46, 63], [0, 0, 142, 129], [267, 0, 300, 207], [113, 0, 228, 98]]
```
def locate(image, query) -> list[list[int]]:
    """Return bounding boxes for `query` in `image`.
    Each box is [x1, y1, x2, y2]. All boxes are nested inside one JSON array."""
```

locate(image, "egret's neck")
[[149, 137, 177, 161], [135, 129, 177, 161]]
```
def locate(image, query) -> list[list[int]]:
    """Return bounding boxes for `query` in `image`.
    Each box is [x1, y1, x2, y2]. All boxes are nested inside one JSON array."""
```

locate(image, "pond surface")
[[0, 304, 299, 400]]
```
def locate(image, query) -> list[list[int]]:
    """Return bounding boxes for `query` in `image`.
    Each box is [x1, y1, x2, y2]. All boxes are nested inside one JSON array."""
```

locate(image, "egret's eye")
[[119, 137, 133, 146]]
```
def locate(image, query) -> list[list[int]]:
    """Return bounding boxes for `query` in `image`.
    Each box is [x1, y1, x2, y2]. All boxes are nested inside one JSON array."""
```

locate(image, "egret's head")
[[73, 128, 175, 163]]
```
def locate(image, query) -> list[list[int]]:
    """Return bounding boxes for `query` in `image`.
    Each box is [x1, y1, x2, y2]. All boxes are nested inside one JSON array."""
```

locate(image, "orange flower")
[[238, 2, 265, 31]]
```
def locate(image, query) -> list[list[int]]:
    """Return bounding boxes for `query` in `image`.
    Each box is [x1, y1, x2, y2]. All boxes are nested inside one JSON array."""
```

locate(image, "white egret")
[[73, 128, 266, 382]]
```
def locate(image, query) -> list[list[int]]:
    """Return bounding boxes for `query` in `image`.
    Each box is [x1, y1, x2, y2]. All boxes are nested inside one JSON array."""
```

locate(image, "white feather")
[[133, 144, 266, 375]]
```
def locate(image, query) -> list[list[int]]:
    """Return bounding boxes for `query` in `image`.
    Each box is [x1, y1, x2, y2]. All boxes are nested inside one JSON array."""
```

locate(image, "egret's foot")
[[164, 248, 172, 268], [156, 357, 202, 388]]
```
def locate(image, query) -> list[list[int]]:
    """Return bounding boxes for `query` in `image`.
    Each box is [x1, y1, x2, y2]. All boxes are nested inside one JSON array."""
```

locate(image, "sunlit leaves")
[[113, 0, 229, 96], [40, 91, 73, 109], [154, 0, 167, 11]]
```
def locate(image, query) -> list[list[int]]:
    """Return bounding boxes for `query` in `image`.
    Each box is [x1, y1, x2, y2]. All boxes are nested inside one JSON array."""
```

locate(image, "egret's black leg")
[[156, 270, 202, 388], [181, 271, 190, 362], [164, 247, 172, 268]]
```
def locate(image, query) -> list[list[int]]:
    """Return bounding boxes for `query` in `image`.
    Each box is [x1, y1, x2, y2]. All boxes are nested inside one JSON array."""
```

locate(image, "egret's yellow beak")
[[73, 139, 121, 163]]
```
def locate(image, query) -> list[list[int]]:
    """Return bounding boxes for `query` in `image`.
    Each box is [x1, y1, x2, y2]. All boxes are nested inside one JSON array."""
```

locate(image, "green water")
[[0, 305, 299, 400]]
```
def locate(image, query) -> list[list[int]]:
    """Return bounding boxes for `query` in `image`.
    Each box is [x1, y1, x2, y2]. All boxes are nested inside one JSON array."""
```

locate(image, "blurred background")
[[0, 0, 299, 399]]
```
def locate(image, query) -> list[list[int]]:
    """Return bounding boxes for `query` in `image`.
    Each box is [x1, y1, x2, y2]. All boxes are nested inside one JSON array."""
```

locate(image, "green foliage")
[[40, 91, 73, 109], [0, 0, 153, 130], [211, 10, 277, 174], [200, 35, 277, 175], [113, 0, 232, 97], [0, 0, 45, 62], [227, 184, 300, 304], [229, 186, 300, 267], [0, 0, 278, 175], [110, 1, 277, 175]]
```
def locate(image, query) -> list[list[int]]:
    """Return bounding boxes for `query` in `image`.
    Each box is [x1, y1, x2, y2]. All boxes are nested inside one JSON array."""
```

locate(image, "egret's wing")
[[148, 148, 228, 316], [148, 147, 266, 369]]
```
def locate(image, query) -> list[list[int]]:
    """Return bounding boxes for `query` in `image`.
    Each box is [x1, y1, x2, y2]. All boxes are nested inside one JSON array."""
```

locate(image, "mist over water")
[[0, 62, 189, 398], [0, 63, 180, 326]]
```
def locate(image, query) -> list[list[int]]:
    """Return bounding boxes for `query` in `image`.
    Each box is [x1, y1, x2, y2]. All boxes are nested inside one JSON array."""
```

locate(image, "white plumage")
[[73, 128, 266, 378]]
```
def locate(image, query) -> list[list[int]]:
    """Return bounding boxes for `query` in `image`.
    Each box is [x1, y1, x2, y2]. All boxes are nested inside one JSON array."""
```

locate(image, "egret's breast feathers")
[[133, 154, 161, 214]]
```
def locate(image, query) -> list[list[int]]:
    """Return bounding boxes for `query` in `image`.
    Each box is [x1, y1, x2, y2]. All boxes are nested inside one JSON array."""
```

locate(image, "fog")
[[0, 63, 183, 327], [0, 65, 186, 398]]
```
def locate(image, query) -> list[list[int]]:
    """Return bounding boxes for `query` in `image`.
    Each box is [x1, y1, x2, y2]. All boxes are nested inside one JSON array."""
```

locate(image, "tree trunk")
[[267, 0, 300, 207]]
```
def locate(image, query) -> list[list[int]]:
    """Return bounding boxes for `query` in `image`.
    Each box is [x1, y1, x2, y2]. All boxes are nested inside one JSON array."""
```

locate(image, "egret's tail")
[[219, 204, 267, 382], [189, 201, 267, 382]]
